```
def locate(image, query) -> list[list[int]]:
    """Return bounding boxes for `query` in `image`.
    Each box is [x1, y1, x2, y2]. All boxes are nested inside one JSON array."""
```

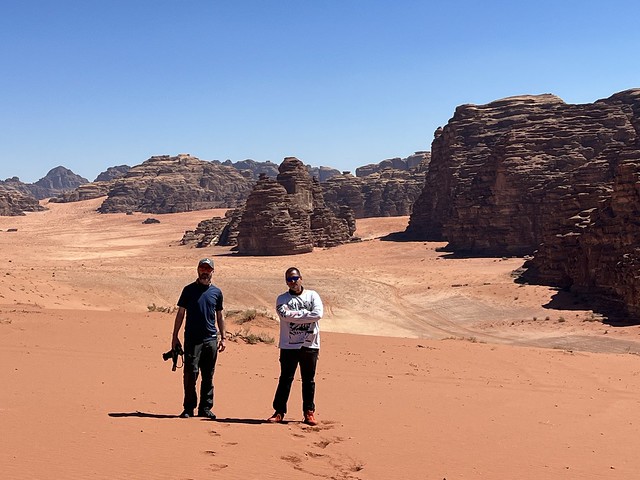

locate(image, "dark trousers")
[[183, 338, 218, 412], [273, 347, 319, 414]]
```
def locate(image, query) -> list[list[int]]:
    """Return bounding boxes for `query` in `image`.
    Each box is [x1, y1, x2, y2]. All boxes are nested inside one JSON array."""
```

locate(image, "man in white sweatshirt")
[[267, 267, 323, 426]]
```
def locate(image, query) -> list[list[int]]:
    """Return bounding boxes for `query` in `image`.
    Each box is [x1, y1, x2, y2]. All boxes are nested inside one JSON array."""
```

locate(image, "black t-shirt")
[[177, 281, 224, 343]]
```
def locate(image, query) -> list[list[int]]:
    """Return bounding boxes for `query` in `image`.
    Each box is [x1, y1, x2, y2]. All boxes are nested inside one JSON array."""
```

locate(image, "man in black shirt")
[[171, 258, 226, 419]]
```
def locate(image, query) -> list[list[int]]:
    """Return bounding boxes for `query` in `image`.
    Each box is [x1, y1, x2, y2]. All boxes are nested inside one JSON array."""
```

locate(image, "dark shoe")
[[267, 412, 285, 423], [198, 409, 217, 420], [303, 410, 317, 426], [179, 409, 194, 418]]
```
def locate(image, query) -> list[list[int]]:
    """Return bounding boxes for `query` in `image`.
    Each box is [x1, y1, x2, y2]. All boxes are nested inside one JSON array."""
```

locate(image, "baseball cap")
[[198, 258, 214, 268]]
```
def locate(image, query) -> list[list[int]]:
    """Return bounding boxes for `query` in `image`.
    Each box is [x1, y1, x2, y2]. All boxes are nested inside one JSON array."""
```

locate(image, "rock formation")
[[0, 191, 45, 216], [307, 165, 341, 182], [220, 159, 280, 179], [217, 159, 340, 182], [405, 90, 640, 256], [521, 155, 640, 306], [0, 166, 87, 202], [355, 151, 430, 177], [235, 158, 354, 255], [98, 154, 255, 214], [322, 168, 426, 218], [29, 166, 89, 199], [517, 91, 640, 317], [94, 165, 130, 182], [180, 216, 231, 248], [0, 177, 33, 197], [51, 166, 130, 203], [49, 181, 112, 203]]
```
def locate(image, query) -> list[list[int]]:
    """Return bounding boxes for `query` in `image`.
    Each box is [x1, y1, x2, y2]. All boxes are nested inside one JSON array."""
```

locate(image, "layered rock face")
[[180, 217, 230, 248], [355, 151, 430, 177], [217, 159, 340, 182], [406, 90, 640, 255], [94, 165, 130, 182], [519, 91, 640, 316], [523, 156, 640, 298], [98, 154, 254, 213], [237, 175, 315, 255], [0, 166, 87, 202], [50, 181, 112, 203], [236, 158, 353, 255], [30, 166, 88, 199], [220, 159, 280, 179], [323, 168, 426, 218], [0, 191, 45, 216], [51, 166, 131, 203]]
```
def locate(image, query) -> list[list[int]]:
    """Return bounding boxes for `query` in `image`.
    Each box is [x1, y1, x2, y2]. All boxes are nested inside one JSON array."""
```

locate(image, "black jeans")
[[183, 337, 218, 412], [273, 347, 319, 414]]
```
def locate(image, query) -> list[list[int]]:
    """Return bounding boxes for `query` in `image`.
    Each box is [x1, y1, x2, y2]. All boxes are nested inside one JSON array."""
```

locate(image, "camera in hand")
[[162, 342, 184, 371]]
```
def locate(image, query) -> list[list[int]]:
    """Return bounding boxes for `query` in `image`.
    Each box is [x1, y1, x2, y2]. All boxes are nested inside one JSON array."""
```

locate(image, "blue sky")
[[1, 0, 639, 183]]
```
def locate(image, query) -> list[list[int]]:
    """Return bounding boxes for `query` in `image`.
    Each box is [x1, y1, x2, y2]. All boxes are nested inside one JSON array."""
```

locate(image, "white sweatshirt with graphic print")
[[275, 288, 323, 349]]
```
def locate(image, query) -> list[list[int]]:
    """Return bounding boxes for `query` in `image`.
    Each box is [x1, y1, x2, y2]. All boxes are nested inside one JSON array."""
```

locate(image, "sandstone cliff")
[[406, 90, 639, 256], [0, 191, 46, 216], [323, 167, 426, 218], [235, 158, 354, 255], [94, 165, 130, 182], [518, 90, 640, 317], [0, 166, 87, 201], [98, 154, 254, 214], [355, 151, 430, 177]]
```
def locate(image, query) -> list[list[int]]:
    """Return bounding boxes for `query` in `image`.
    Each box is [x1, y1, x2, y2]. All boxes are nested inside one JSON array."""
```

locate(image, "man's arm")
[[278, 291, 323, 323], [171, 307, 186, 349], [216, 310, 226, 352]]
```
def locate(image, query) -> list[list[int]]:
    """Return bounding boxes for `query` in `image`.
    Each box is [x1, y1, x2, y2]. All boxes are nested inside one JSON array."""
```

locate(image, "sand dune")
[[2, 198, 640, 479]]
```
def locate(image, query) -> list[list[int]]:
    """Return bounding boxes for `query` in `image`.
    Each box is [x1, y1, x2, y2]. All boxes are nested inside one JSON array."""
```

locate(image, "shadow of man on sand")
[[108, 412, 269, 424]]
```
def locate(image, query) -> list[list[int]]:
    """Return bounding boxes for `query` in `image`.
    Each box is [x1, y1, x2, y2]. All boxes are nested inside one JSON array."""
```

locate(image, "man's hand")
[[218, 338, 226, 352]]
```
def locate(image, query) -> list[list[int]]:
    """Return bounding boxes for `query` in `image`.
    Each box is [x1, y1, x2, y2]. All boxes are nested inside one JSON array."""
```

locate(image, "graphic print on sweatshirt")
[[286, 297, 315, 345], [288, 321, 314, 345]]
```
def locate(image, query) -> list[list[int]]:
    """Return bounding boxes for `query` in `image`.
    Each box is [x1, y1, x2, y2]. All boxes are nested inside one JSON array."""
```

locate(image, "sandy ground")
[[2, 198, 640, 479]]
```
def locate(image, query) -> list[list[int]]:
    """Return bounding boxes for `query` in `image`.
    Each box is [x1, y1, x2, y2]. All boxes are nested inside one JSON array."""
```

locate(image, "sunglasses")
[[286, 276, 300, 282]]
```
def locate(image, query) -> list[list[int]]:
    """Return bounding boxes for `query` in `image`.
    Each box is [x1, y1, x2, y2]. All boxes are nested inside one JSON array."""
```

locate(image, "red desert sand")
[[2, 198, 640, 479]]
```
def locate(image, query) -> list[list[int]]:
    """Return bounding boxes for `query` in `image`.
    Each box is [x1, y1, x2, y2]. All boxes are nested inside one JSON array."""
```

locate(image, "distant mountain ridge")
[[1, 153, 426, 215], [0, 166, 88, 200]]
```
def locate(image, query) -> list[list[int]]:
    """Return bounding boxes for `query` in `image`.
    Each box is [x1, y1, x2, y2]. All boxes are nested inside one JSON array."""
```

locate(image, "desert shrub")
[[147, 303, 177, 314], [228, 327, 274, 345], [238, 309, 257, 324]]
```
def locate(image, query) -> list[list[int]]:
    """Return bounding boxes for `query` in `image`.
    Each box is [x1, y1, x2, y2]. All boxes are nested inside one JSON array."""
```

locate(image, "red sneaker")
[[267, 412, 284, 423], [303, 410, 317, 426]]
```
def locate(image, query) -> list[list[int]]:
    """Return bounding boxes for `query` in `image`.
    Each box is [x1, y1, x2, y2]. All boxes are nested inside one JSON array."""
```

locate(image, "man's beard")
[[198, 273, 212, 284]]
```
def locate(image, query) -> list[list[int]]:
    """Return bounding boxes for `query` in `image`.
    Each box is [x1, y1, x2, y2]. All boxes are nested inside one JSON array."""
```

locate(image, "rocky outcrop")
[[51, 166, 131, 203], [517, 91, 640, 316], [49, 181, 112, 203], [235, 158, 354, 255], [522, 155, 640, 295], [237, 174, 314, 255], [405, 90, 640, 256], [0, 166, 87, 201], [0, 177, 33, 197], [355, 151, 430, 177], [220, 159, 280, 179], [29, 166, 89, 199], [216, 159, 340, 182], [0, 191, 45, 216], [180, 216, 231, 248], [94, 165, 130, 182], [307, 165, 340, 182], [98, 154, 255, 214], [322, 168, 426, 218]]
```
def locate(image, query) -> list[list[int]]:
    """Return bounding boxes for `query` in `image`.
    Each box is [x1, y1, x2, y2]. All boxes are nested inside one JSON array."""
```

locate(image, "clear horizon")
[[2, 0, 639, 183]]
